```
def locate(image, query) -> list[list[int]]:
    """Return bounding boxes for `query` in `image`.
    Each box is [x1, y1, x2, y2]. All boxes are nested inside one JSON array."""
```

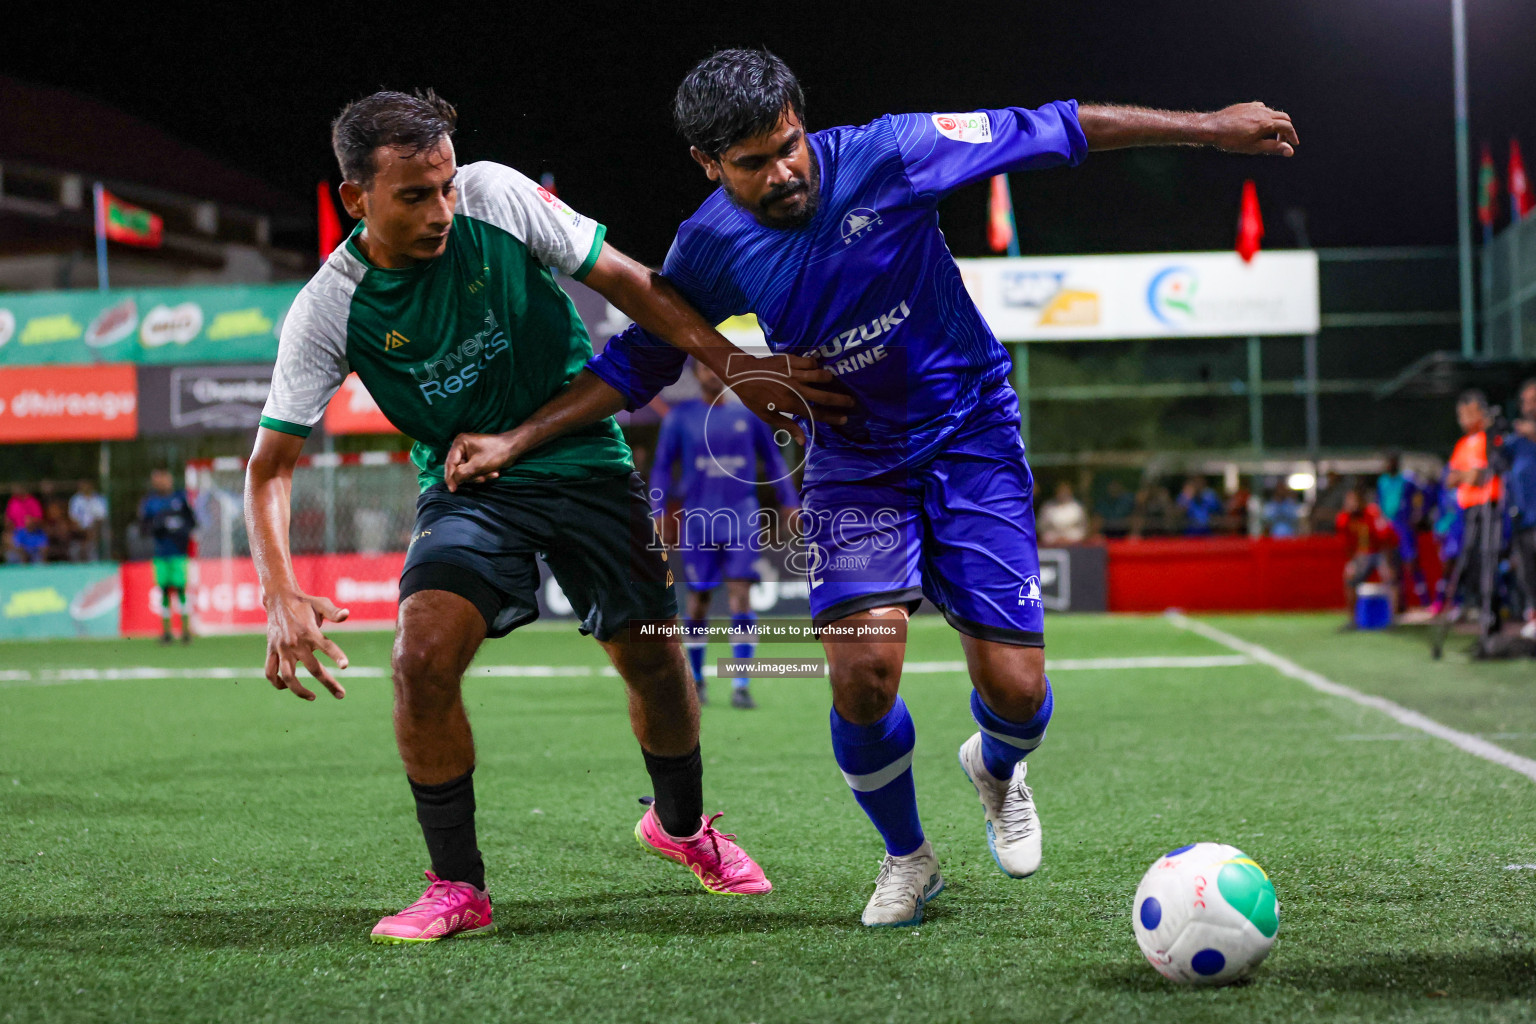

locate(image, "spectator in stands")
[[1133, 484, 1175, 538], [1261, 484, 1303, 538], [1445, 390, 1504, 636], [10, 514, 49, 564], [1505, 379, 1536, 640], [1094, 479, 1136, 538], [1176, 476, 1222, 536], [139, 468, 197, 644], [68, 479, 108, 561], [1336, 484, 1398, 630], [42, 497, 74, 562], [1039, 481, 1088, 546], [5, 487, 42, 536], [1311, 471, 1349, 534]]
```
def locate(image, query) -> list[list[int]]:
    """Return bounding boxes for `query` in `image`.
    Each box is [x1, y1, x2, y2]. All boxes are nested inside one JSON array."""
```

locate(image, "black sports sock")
[[642, 745, 704, 838], [408, 769, 486, 891]]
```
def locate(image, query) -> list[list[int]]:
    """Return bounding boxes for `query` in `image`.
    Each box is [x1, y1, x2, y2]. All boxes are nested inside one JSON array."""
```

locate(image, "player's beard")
[[724, 157, 821, 230]]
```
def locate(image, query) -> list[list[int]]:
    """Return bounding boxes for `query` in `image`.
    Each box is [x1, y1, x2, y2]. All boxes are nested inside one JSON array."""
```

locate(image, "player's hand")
[[1204, 102, 1299, 157], [263, 591, 350, 701], [444, 431, 522, 492], [719, 353, 854, 446]]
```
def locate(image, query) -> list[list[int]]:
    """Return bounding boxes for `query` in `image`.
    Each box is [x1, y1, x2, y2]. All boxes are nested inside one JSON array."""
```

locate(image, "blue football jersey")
[[651, 397, 798, 514], [588, 101, 1087, 484]]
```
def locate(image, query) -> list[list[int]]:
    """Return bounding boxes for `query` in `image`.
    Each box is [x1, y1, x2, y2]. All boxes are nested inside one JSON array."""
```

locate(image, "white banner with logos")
[[955, 251, 1319, 341]]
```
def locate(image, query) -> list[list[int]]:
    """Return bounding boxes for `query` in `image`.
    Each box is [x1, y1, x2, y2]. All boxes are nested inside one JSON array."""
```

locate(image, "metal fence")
[[1482, 214, 1536, 359]]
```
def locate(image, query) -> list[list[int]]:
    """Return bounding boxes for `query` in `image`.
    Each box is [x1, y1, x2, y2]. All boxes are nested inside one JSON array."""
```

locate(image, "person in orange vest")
[[1445, 390, 1505, 636]]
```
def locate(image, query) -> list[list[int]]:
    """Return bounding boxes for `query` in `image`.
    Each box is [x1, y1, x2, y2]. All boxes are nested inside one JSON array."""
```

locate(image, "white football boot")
[[958, 732, 1042, 878], [861, 840, 944, 927]]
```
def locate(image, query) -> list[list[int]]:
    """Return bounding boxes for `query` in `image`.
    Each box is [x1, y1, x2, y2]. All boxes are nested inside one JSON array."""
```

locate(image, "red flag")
[[1511, 139, 1533, 221], [1479, 143, 1499, 229], [98, 189, 163, 248], [318, 182, 343, 261], [1236, 179, 1264, 263], [987, 174, 1018, 255]]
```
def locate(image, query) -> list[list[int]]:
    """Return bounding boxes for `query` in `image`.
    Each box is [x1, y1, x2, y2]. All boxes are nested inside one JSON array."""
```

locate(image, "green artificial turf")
[[2, 614, 1534, 1023]]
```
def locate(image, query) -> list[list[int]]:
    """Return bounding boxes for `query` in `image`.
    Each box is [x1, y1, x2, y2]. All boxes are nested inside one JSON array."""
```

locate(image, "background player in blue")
[[139, 468, 197, 644], [1377, 453, 1430, 608], [652, 361, 799, 708], [449, 48, 1299, 927]]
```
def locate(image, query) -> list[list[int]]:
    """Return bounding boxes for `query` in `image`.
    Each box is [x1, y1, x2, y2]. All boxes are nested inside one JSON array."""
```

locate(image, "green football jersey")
[[260, 161, 632, 490]]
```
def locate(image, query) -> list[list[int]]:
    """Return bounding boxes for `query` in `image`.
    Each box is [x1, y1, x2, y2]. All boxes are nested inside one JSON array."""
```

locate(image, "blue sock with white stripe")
[[730, 612, 756, 690], [684, 617, 707, 685], [971, 682, 1053, 781], [830, 698, 924, 857]]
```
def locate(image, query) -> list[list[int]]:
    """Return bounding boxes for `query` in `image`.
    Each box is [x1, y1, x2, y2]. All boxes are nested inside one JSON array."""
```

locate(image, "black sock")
[[409, 769, 486, 892], [642, 745, 703, 838]]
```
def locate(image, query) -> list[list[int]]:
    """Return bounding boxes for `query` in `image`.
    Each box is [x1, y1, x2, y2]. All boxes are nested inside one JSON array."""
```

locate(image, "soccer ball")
[[1132, 842, 1279, 986]]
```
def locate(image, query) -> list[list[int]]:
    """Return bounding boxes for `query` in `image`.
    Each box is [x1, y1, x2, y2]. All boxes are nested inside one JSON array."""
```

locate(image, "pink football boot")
[[635, 808, 773, 894], [370, 871, 496, 944]]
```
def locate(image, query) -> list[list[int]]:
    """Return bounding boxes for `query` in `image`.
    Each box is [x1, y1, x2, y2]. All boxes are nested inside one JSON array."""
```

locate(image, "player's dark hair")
[[1457, 388, 1489, 410], [331, 89, 458, 188], [674, 48, 805, 158]]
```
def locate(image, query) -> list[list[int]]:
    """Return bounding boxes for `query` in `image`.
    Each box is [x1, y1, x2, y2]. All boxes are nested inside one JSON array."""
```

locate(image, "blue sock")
[[971, 681, 1053, 781], [730, 611, 756, 689], [684, 617, 707, 684], [830, 698, 924, 857]]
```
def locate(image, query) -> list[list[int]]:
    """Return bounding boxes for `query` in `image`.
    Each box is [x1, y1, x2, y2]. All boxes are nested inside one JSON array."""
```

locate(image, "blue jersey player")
[[446, 49, 1299, 927], [652, 360, 799, 708]]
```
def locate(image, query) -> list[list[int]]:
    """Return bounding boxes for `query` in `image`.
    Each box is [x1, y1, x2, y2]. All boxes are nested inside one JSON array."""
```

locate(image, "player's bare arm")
[[442, 242, 852, 490], [1078, 102, 1298, 156], [245, 426, 351, 700], [583, 243, 853, 434]]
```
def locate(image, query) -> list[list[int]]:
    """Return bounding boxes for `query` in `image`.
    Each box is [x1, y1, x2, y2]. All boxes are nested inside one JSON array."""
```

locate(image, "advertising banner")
[[0, 364, 138, 442], [955, 251, 1319, 341], [323, 373, 399, 435], [139, 364, 272, 436], [0, 562, 121, 639], [120, 553, 406, 635], [0, 284, 300, 367]]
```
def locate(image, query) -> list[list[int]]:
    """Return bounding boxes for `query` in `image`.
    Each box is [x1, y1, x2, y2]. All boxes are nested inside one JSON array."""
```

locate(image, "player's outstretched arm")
[[582, 243, 853, 442], [245, 427, 351, 701], [1079, 102, 1298, 156]]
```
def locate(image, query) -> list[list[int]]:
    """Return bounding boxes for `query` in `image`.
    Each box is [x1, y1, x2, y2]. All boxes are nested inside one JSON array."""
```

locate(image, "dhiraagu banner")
[[0, 563, 121, 639], [0, 284, 301, 366]]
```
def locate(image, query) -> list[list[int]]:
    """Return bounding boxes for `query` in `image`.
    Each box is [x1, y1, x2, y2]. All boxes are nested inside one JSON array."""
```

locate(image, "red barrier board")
[[1105, 536, 1348, 613], [0, 364, 137, 441], [323, 373, 398, 435], [120, 553, 406, 635]]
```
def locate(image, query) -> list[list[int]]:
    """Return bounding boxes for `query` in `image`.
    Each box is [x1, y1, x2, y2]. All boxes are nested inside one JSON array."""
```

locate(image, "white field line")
[[0, 654, 1249, 688], [1166, 611, 1536, 786]]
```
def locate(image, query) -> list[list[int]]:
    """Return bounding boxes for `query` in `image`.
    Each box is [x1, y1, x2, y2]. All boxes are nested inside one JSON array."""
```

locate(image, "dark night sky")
[[7, 0, 1536, 264]]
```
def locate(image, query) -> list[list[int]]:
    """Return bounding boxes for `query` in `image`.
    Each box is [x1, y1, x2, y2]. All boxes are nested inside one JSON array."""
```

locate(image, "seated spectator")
[[1039, 481, 1089, 546], [68, 479, 109, 561], [42, 498, 77, 562], [5, 488, 42, 535], [1133, 485, 1176, 537], [1094, 480, 1136, 538], [1337, 485, 1398, 629], [11, 517, 49, 564], [1311, 471, 1348, 534], [1261, 485, 1304, 538], [1176, 477, 1223, 536], [1223, 482, 1253, 535]]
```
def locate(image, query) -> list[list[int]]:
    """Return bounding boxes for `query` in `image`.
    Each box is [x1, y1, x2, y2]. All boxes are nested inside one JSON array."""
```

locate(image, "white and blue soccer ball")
[[1132, 842, 1279, 986]]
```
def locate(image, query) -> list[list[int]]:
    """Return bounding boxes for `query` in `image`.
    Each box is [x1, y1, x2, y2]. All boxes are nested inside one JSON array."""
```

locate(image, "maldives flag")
[[1511, 139, 1533, 221], [1236, 179, 1263, 263], [987, 174, 1018, 255], [317, 182, 343, 261], [1478, 143, 1499, 229], [98, 189, 162, 247]]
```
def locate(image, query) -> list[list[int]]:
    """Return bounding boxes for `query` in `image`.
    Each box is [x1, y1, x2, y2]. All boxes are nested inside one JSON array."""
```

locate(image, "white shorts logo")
[[932, 112, 993, 144], [1019, 576, 1042, 605]]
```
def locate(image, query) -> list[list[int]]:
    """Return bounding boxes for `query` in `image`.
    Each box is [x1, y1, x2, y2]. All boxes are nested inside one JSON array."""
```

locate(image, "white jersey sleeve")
[[456, 161, 606, 278], [259, 257, 358, 437]]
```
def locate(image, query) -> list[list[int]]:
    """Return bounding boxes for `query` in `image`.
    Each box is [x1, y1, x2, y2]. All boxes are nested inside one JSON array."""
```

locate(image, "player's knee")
[[830, 650, 901, 723], [391, 639, 461, 712], [611, 637, 687, 694]]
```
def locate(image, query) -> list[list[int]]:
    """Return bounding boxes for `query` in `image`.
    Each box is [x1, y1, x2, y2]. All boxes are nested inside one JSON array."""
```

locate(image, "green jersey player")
[[246, 90, 850, 943]]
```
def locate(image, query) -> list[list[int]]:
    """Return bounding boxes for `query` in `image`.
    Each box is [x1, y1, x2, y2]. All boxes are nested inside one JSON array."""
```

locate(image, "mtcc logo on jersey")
[[1019, 576, 1043, 605], [384, 330, 410, 350], [840, 208, 882, 246]]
